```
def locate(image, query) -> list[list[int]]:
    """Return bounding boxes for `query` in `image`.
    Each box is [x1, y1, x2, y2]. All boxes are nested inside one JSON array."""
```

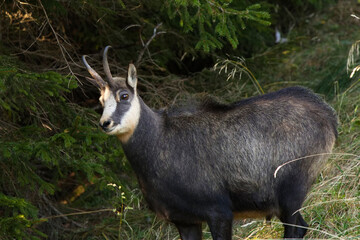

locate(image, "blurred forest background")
[[0, 0, 359, 239]]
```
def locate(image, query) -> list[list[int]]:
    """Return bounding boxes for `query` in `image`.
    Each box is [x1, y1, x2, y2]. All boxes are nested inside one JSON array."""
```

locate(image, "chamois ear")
[[127, 63, 137, 89]]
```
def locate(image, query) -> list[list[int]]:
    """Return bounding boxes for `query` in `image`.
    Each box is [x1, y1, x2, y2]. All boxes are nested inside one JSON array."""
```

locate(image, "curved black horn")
[[103, 46, 115, 86], [82, 55, 106, 87]]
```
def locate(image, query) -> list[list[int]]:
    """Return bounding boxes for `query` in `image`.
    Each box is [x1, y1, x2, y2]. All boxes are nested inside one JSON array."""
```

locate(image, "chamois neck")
[[123, 97, 162, 146]]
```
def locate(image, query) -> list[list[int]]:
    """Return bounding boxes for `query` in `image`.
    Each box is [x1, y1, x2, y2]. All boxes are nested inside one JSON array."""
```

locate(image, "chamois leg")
[[280, 210, 308, 239], [206, 211, 233, 240], [278, 177, 308, 238], [294, 213, 308, 238], [175, 223, 202, 240]]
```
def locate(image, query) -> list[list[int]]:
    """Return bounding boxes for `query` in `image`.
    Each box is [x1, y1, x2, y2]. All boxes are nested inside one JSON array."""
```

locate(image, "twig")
[[37, 0, 77, 80], [13, 21, 47, 55], [124, 24, 141, 30], [292, 197, 358, 215], [136, 23, 166, 66], [351, 14, 360, 20], [274, 152, 359, 178], [41, 195, 85, 228], [268, 220, 343, 239], [43, 208, 114, 220]]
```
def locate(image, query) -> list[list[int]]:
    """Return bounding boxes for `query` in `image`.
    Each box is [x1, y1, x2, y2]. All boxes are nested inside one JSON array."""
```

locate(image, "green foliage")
[[0, 193, 46, 240], [163, 0, 270, 52], [0, 55, 128, 239], [0, 56, 78, 128]]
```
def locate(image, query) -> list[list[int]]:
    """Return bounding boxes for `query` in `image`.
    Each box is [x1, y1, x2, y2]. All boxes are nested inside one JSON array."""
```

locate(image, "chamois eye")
[[116, 91, 130, 102], [121, 94, 129, 101]]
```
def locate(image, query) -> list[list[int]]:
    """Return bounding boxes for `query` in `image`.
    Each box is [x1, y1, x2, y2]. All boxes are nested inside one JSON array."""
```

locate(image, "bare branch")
[[41, 195, 85, 228], [37, 0, 78, 81], [136, 23, 166, 66], [124, 24, 142, 31]]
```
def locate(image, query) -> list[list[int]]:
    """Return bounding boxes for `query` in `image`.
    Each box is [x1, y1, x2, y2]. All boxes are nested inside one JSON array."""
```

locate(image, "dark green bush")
[[0, 56, 128, 239]]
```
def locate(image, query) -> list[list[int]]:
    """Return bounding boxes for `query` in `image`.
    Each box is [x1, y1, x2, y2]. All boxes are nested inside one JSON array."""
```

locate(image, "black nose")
[[100, 120, 111, 130]]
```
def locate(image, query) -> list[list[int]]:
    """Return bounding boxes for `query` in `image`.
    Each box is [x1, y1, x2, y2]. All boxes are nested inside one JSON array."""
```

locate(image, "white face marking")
[[99, 86, 141, 139], [99, 86, 117, 128]]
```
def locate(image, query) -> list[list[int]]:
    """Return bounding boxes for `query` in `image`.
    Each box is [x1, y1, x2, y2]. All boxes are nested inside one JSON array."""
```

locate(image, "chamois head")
[[82, 46, 140, 142]]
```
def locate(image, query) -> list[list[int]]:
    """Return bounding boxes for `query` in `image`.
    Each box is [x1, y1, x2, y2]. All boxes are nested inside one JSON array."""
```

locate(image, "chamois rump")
[[82, 46, 337, 240]]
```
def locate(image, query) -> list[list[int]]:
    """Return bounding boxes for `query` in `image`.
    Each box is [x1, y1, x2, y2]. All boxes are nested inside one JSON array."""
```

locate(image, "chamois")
[[82, 46, 337, 239]]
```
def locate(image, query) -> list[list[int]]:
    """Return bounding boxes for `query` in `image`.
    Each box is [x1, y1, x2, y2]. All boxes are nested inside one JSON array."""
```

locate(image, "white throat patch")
[[112, 93, 141, 136]]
